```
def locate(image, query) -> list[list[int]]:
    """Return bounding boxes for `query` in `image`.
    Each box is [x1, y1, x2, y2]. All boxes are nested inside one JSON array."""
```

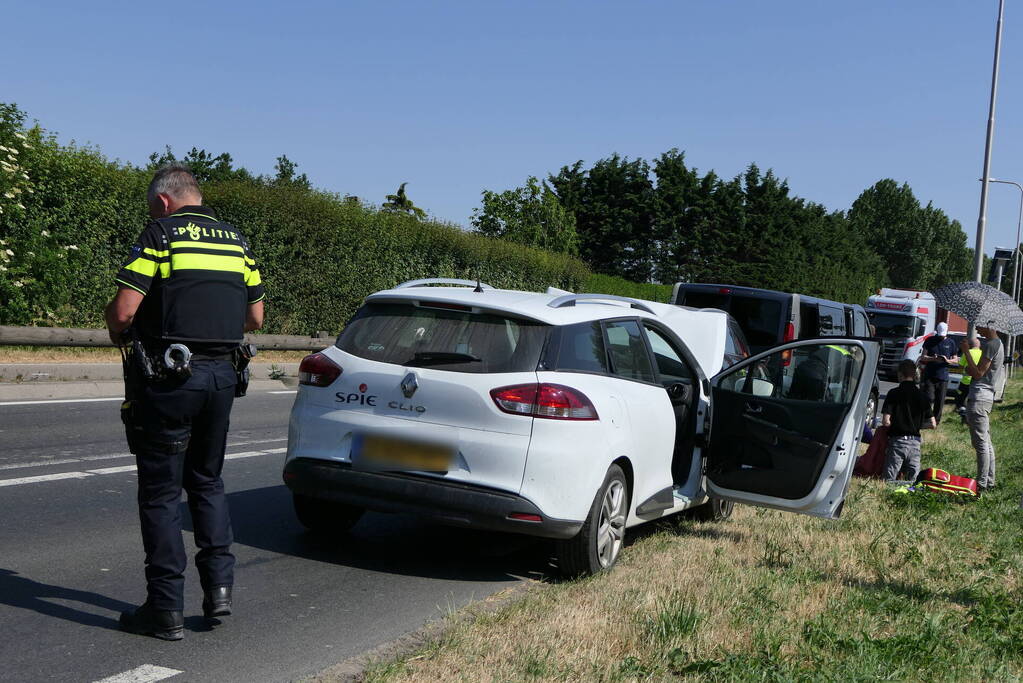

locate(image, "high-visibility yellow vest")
[[959, 348, 982, 386]]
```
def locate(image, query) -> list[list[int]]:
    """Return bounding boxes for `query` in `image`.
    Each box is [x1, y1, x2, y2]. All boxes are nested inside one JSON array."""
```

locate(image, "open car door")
[[706, 338, 879, 518]]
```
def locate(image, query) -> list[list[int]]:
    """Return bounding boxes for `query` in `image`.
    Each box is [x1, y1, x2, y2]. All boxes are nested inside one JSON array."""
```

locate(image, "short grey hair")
[[147, 163, 202, 204]]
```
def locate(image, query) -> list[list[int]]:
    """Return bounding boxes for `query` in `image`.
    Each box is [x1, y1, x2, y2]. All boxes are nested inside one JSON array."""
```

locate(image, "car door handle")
[[744, 402, 762, 414]]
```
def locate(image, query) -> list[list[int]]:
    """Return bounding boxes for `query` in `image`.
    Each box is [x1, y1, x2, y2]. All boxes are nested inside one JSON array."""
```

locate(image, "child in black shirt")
[[881, 360, 935, 483]]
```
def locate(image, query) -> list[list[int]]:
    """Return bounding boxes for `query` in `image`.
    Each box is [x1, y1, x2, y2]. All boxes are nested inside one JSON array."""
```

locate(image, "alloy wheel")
[[596, 480, 626, 567]]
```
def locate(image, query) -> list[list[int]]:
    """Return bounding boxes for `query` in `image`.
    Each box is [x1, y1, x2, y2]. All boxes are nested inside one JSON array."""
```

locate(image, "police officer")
[[104, 164, 265, 640]]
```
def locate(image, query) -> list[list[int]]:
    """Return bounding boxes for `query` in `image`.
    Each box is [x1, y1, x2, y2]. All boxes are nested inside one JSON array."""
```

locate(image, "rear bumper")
[[283, 457, 583, 540]]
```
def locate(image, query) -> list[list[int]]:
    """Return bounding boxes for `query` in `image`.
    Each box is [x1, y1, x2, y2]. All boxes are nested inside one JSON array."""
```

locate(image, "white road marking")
[[92, 664, 182, 683], [0, 446, 288, 488], [225, 447, 287, 460], [0, 456, 84, 471], [86, 465, 137, 475], [0, 388, 298, 407], [0, 471, 92, 487], [0, 397, 125, 407], [0, 438, 287, 471]]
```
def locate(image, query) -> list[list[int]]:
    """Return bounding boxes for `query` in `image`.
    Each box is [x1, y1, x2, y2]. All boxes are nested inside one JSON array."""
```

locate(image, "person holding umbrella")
[[931, 281, 1022, 492], [960, 322, 1004, 491]]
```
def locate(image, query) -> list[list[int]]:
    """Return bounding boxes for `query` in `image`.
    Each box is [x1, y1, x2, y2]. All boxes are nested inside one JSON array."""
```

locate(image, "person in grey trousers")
[[882, 359, 935, 484], [960, 323, 1004, 491]]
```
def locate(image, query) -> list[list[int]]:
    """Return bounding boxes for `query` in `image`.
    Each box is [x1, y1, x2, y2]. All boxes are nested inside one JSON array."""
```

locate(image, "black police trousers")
[[123, 360, 237, 611], [920, 376, 948, 424]]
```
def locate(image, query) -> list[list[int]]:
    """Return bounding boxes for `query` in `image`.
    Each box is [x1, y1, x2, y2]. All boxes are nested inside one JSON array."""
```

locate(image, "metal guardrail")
[[0, 326, 332, 351]]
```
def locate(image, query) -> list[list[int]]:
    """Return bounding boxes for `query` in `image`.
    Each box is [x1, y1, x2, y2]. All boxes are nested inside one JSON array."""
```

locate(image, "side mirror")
[[750, 378, 775, 397]]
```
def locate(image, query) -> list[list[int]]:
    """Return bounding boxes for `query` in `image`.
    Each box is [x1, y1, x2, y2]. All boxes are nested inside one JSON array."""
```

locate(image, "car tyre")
[[293, 493, 363, 535], [556, 464, 628, 578], [865, 391, 878, 430], [691, 496, 734, 522]]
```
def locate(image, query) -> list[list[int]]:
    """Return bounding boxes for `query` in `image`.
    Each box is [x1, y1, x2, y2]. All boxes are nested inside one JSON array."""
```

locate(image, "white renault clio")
[[283, 279, 879, 577]]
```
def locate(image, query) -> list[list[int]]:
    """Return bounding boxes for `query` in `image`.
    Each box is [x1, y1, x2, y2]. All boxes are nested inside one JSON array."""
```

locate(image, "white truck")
[[865, 288, 1006, 400], [865, 288, 939, 379]]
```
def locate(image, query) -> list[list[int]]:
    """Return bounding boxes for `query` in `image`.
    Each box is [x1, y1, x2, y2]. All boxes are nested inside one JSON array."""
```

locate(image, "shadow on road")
[[0, 568, 134, 630], [186, 485, 554, 583]]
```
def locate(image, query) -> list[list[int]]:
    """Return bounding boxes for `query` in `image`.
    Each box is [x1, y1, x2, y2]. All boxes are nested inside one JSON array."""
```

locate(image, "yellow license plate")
[[354, 435, 454, 472]]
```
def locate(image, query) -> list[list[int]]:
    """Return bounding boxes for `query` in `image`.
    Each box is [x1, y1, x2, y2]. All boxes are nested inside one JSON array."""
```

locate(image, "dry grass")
[[361, 380, 1023, 682], [0, 346, 309, 363]]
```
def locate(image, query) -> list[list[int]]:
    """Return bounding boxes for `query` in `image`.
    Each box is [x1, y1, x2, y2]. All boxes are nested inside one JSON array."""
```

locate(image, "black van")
[[671, 283, 878, 426]]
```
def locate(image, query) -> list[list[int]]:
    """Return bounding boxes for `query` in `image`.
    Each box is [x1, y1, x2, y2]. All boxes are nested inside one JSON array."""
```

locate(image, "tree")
[[147, 146, 254, 184], [471, 176, 578, 255], [272, 154, 310, 189], [382, 182, 426, 220], [651, 148, 713, 283], [848, 179, 972, 291], [548, 154, 655, 281]]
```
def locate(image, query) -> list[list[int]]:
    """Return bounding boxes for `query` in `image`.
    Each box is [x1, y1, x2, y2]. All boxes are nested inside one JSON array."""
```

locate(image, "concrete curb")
[[0, 362, 300, 383], [0, 379, 293, 402]]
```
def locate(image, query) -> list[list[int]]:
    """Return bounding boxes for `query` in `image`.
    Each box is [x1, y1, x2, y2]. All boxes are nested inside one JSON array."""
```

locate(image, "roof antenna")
[[474, 276, 484, 293]]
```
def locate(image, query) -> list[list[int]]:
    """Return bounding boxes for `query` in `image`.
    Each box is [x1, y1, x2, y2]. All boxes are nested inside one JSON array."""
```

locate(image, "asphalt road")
[[0, 391, 544, 682]]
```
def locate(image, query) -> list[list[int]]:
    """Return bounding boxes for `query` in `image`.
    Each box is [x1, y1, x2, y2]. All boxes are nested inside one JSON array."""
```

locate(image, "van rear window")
[[336, 302, 548, 373], [682, 291, 783, 353]]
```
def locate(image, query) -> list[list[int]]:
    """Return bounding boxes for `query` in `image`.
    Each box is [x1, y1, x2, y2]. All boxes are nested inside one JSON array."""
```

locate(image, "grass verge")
[[359, 379, 1023, 681]]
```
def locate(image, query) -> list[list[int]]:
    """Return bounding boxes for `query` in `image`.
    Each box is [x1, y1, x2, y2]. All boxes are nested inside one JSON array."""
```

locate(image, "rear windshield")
[[682, 290, 783, 353], [337, 302, 548, 373]]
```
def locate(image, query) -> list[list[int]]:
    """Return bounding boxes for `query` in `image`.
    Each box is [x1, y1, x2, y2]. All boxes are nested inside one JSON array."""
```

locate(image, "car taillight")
[[782, 321, 796, 366], [490, 383, 599, 420], [298, 353, 342, 387]]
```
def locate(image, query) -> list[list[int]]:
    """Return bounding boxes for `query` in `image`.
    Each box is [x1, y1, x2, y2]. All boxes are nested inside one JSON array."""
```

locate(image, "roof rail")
[[547, 293, 657, 315], [394, 278, 493, 290]]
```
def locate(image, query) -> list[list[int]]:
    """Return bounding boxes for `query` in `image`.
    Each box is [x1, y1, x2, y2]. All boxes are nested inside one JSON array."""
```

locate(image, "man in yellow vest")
[[955, 337, 982, 416]]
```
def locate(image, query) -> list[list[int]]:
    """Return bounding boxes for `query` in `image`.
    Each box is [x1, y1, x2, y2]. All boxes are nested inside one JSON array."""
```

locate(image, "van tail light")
[[490, 383, 599, 420], [298, 353, 342, 387], [782, 322, 796, 366]]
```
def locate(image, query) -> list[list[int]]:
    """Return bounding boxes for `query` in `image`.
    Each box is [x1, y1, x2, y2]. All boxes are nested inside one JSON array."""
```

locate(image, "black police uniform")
[[115, 205, 264, 614]]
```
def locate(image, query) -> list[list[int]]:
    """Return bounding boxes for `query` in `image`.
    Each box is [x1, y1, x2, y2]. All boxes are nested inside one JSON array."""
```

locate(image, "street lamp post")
[[973, 0, 1006, 287], [984, 178, 1023, 376]]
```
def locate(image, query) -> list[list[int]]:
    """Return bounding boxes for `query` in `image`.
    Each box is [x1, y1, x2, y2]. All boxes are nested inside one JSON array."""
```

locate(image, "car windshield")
[[868, 312, 921, 338], [336, 302, 548, 373]]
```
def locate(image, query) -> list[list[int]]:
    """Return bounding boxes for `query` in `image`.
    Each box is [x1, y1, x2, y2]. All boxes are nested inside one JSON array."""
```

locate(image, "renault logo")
[[400, 372, 419, 398]]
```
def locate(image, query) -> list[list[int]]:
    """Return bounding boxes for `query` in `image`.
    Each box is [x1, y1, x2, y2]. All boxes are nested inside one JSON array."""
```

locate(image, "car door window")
[[723, 320, 749, 368], [643, 325, 694, 384], [726, 343, 864, 404], [818, 304, 846, 337], [604, 320, 655, 383]]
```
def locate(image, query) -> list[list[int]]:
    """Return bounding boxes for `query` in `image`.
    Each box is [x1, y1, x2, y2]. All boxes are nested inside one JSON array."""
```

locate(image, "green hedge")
[[205, 183, 590, 334], [1, 111, 668, 334], [582, 273, 673, 304]]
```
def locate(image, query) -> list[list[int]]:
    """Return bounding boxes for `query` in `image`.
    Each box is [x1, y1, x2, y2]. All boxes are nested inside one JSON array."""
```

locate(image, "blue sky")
[[4, 1, 1023, 256]]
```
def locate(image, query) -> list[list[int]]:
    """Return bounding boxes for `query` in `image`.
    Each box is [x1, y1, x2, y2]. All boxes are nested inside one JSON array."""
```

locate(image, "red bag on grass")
[[916, 468, 978, 496], [854, 425, 888, 478]]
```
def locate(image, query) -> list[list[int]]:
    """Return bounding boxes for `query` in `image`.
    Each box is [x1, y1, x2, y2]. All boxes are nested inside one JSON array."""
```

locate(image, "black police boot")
[[119, 603, 184, 641], [203, 586, 232, 618]]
